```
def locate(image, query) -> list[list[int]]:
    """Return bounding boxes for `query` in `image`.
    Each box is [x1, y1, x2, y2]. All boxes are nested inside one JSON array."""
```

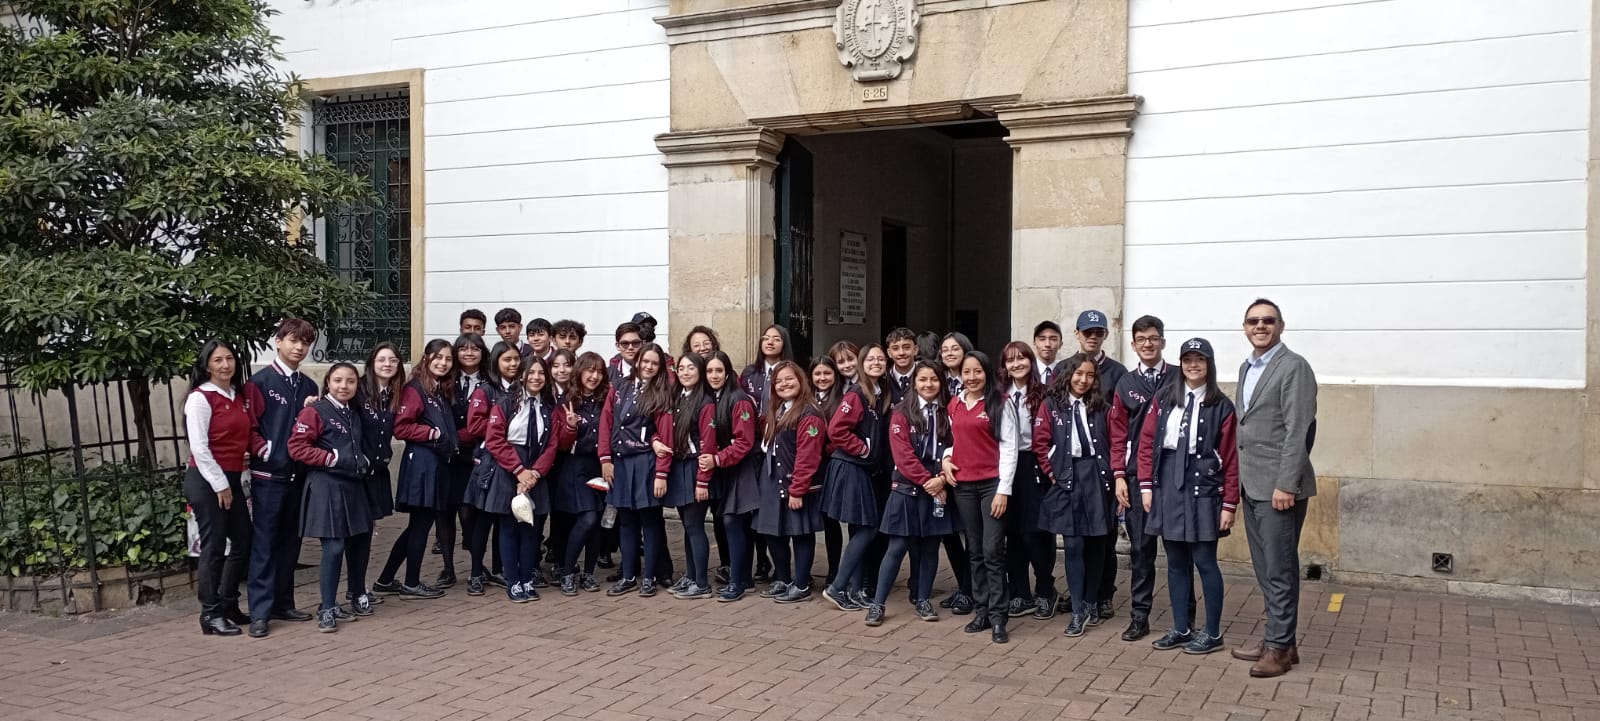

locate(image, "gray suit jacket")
[[1235, 344, 1318, 501]]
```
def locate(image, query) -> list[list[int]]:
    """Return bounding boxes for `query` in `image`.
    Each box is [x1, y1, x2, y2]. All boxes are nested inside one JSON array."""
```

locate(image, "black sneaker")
[[1183, 633, 1225, 655], [939, 593, 957, 609], [597, 553, 615, 569], [1034, 594, 1057, 621], [467, 576, 486, 597], [1151, 628, 1194, 651], [639, 578, 658, 598], [675, 582, 714, 600], [523, 584, 541, 602], [398, 583, 445, 600], [668, 577, 691, 596], [528, 568, 549, 588], [331, 605, 357, 622], [434, 572, 457, 590], [362, 589, 384, 605], [1097, 599, 1115, 620], [1007, 597, 1033, 618], [914, 600, 939, 621], [849, 589, 872, 608], [1085, 609, 1104, 627], [484, 573, 509, 589], [1063, 613, 1087, 637], [606, 577, 638, 596], [864, 603, 886, 627], [714, 566, 730, 585], [317, 607, 337, 633], [716, 585, 747, 603], [754, 561, 773, 583], [776, 585, 812, 604], [347, 593, 375, 616], [508, 583, 530, 604], [950, 593, 974, 616], [560, 574, 578, 597], [579, 574, 601, 593], [822, 586, 859, 611], [759, 581, 790, 599]]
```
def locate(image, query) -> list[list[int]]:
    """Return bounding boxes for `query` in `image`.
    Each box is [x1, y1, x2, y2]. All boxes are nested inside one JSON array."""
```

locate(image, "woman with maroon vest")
[[942, 350, 1018, 645], [289, 363, 373, 633], [373, 339, 459, 600], [184, 339, 255, 636]]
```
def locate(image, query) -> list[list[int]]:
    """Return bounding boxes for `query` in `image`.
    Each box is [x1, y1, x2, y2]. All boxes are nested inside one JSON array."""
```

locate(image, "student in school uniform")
[[1073, 309, 1126, 620], [437, 333, 489, 590], [915, 331, 942, 366], [820, 344, 892, 611], [942, 350, 1017, 644], [828, 340, 861, 391], [1137, 338, 1240, 655], [864, 361, 958, 627], [608, 322, 646, 387], [632, 312, 662, 346], [552, 319, 587, 353], [459, 309, 487, 337], [460, 341, 522, 596], [599, 343, 674, 596], [184, 339, 254, 637], [1108, 315, 1182, 642], [494, 308, 531, 362], [739, 324, 792, 582], [884, 328, 919, 406], [372, 339, 459, 601], [809, 356, 845, 587], [526, 318, 555, 362], [929, 333, 975, 615], [1034, 352, 1117, 637], [936, 333, 972, 399], [351, 341, 405, 613], [701, 351, 761, 602], [681, 325, 721, 361], [753, 361, 827, 603], [289, 363, 373, 633], [481, 356, 561, 603], [544, 348, 578, 572], [553, 352, 610, 596], [244, 318, 320, 638], [1033, 321, 1066, 385], [662, 353, 717, 599], [998, 341, 1057, 620]]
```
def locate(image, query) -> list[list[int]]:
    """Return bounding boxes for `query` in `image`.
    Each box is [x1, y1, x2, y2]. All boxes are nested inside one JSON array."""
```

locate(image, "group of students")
[[182, 307, 1239, 652]]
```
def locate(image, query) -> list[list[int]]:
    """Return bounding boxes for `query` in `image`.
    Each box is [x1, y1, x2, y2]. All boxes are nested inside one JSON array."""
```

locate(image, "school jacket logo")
[[806, 425, 819, 437]]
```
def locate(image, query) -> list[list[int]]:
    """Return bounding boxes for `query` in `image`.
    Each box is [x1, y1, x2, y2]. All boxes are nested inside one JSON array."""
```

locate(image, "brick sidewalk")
[[1, 529, 1597, 721]]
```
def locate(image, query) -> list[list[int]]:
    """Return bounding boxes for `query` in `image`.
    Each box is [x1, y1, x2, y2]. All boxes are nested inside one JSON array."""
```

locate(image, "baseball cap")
[[1178, 337, 1215, 361], [631, 312, 657, 326], [1075, 310, 1108, 332]]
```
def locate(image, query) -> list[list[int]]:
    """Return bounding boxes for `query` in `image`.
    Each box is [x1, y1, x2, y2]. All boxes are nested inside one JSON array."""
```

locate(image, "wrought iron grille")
[[775, 139, 816, 364], [313, 96, 412, 363]]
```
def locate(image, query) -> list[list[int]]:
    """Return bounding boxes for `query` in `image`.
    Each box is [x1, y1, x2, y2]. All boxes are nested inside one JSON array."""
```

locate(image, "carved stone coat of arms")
[[834, 0, 920, 82]]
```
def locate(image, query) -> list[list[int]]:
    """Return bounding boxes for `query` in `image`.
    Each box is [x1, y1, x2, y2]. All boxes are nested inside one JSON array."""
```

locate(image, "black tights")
[[1062, 534, 1109, 616], [379, 509, 436, 587], [344, 532, 372, 598], [766, 534, 816, 588], [823, 517, 843, 583], [563, 510, 601, 575], [319, 534, 371, 610]]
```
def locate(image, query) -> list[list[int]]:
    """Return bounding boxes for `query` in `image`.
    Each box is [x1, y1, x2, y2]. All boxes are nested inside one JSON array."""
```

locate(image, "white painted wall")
[[1125, 0, 1590, 386], [267, 0, 671, 346]]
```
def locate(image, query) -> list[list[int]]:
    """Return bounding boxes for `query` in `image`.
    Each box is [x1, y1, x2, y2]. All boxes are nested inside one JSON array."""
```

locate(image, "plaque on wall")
[[839, 231, 868, 325], [834, 0, 920, 82]]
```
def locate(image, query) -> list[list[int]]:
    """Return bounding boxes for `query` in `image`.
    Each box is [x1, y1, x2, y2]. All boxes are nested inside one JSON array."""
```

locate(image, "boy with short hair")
[[884, 327, 918, 405], [552, 319, 587, 351], [459, 309, 487, 336], [525, 318, 554, 361]]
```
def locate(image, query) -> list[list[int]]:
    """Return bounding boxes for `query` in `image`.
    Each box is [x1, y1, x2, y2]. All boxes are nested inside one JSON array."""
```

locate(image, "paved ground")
[[1, 524, 1598, 721]]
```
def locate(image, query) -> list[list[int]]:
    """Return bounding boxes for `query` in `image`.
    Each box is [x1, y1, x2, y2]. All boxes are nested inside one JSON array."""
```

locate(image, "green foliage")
[[0, 452, 186, 577], [0, 0, 374, 391]]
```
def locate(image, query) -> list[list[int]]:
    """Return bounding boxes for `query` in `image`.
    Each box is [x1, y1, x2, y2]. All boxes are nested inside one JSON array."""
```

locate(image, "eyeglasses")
[[1245, 316, 1279, 327], [1132, 336, 1164, 346], [618, 340, 643, 348]]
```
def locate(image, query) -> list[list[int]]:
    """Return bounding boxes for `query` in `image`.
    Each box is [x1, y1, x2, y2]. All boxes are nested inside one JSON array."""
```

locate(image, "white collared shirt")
[[185, 382, 236, 492], [1241, 343, 1284, 411], [1067, 392, 1092, 458], [508, 397, 541, 446], [1163, 386, 1204, 453], [1007, 384, 1032, 448]]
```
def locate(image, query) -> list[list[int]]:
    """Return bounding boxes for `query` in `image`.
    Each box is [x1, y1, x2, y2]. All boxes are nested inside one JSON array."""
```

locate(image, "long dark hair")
[[854, 343, 890, 412], [764, 360, 813, 436], [454, 333, 489, 384], [409, 338, 457, 402], [320, 362, 360, 396], [758, 324, 794, 363], [706, 350, 747, 448], [511, 354, 556, 408], [895, 361, 950, 445], [914, 331, 941, 364], [957, 350, 1004, 440], [809, 355, 842, 418], [570, 351, 610, 404], [361, 342, 406, 413], [189, 339, 248, 396], [672, 352, 709, 456], [484, 341, 523, 390], [632, 343, 674, 416], [1000, 341, 1047, 412], [1048, 352, 1106, 413], [1161, 342, 1225, 408]]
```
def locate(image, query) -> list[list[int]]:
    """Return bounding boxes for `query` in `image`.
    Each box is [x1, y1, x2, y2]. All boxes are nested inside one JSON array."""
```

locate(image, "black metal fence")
[[0, 371, 193, 613]]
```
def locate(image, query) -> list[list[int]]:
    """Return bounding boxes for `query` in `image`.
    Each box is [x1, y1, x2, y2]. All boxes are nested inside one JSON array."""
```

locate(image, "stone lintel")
[[997, 95, 1142, 145], [655, 127, 785, 168], [655, 0, 1049, 45], [749, 95, 1019, 134]]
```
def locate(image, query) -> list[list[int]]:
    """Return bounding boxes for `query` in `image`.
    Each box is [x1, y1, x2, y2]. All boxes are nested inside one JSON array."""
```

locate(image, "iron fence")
[[0, 371, 193, 613]]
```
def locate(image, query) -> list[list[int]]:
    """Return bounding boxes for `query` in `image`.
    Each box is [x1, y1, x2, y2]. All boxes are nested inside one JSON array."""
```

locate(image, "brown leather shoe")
[[1249, 646, 1293, 678], [1231, 640, 1263, 662], [1287, 644, 1300, 665]]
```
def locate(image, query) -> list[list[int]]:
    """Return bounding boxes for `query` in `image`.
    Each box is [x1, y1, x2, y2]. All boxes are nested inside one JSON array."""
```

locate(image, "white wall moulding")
[[996, 95, 1143, 145], [654, 127, 785, 168]]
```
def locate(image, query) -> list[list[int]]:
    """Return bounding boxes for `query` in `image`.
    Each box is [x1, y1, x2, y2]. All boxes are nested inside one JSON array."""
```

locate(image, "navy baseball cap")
[[1178, 337, 1214, 361], [1075, 310, 1109, 331], [631, 312, 657, 326]]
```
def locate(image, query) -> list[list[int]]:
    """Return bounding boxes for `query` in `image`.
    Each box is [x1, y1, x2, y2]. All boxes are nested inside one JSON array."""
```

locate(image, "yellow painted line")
[[1327, 593, 1344, 612]]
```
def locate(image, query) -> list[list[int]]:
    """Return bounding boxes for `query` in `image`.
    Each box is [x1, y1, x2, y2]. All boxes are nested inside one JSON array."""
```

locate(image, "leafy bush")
[[0, 455, 186, 578]]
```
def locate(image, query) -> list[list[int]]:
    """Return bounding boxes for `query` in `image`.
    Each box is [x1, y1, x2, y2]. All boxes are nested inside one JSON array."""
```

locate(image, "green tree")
[[0, 1, 373, 467]]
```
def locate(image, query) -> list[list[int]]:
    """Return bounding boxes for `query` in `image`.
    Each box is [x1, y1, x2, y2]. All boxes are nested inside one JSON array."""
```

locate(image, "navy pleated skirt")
[[1007, 451, 1047, 535], [1037, 456, 1115, 538], [717, 454, 763, 516], [464, 445, 549, 516], [553, 454, 604, 514], [364, 463, 394, 522], [879, 484, 957, 538], [607, 453, 662, 510], [300, 471, 373, 539], [820, 460, 879, 526], [1146, 448, 1224, 543], [663, 457, 700, 509], [393, 443, 449, 513]]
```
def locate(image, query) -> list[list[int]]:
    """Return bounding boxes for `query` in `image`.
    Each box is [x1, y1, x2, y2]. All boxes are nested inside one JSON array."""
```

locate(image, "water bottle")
[[601, 504, 618, 529], [932, 497, 945, 519]]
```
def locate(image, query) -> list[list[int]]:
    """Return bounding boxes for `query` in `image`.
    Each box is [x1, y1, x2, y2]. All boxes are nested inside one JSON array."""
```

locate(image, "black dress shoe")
[[992, 624, 1009, 644], [963, 616, 992, 634], [200, 615, 242, 636], [950, 593, 974, 616], [248, 620, 269, 638], [1063, 613, 1086, 637], [271, 608, 313, 622], [371, 580, 402, 595], [1122, 619, 1150, 642], [1097, 599, 1115, 619]]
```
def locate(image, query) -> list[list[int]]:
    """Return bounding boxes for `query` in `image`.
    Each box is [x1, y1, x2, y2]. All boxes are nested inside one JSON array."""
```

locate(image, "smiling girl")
[[702, 351, 761, 602], [599, 343, 674, 596], [482, 356, 561, 603], [1034, 352, 1116, 638], [553, 352, 611, 595], [753, 361, 827, 603], [290, 363, 373, 632], [374, 339, 458, 600]]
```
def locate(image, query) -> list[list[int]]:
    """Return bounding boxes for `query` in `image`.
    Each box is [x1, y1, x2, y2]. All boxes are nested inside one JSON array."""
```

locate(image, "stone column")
[[655, 127, 785, 361], [998, 96, 1141, 346]]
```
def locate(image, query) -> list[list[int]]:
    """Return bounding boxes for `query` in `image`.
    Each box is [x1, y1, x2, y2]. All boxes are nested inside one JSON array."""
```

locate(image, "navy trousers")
[[247, 476, 304, 621]]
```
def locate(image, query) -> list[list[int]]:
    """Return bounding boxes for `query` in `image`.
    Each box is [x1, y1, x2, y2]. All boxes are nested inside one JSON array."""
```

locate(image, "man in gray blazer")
[[1230, 298, 1317, 678]]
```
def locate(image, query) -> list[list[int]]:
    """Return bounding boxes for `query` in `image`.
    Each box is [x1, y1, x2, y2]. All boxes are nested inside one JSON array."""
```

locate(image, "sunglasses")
[[1080, 329, 1107, 338], [1245, 316, 1279, 327]]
